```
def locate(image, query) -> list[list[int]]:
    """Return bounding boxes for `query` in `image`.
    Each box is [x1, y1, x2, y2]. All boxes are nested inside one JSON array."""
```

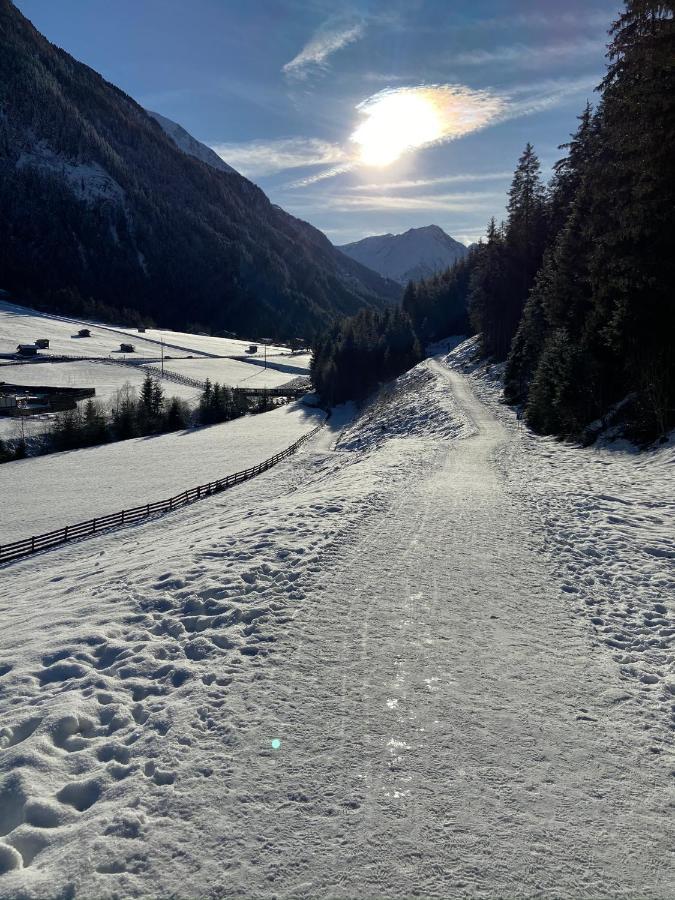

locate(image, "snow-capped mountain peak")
[[338, 224, 468, 285]]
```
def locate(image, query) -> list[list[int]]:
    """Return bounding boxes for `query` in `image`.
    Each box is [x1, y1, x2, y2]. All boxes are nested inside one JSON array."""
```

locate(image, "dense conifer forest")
[[313, 0, 674, 443]]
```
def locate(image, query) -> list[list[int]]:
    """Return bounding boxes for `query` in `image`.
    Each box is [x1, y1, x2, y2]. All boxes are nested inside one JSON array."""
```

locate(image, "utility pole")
[[264, 342, 267, 370], [161, 336, 164, 378]]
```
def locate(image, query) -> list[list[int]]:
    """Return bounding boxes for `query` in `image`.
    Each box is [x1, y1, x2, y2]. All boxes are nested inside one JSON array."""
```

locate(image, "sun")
[[351, 91, 443, 167], [350, 85, 505, 168]]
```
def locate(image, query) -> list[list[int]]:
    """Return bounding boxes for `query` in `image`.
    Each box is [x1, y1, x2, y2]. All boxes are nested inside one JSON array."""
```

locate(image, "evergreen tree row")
[[311, 308, 422, 405], [49, 374, 191, 451], [0, 373, 291, 463], [401, 253, 474, 345]]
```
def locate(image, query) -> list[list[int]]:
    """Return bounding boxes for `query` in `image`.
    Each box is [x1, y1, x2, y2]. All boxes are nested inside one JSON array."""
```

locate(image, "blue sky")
[[16, 0, 618, 245]]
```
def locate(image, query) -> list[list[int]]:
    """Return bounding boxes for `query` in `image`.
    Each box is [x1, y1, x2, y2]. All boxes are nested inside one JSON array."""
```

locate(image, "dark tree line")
[[402, 253, 473, 345], [49, 373, 191, 451], [198, 380, 252, 426], [0, 373, 291, 463], [311, 308, 422, 405]]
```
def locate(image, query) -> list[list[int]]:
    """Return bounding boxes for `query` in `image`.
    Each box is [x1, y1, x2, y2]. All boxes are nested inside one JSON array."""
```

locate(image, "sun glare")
[[351, 85, 504, 168]]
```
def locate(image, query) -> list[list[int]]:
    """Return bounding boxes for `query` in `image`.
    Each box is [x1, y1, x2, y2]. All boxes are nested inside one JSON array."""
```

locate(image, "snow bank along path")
[[0, 354, 672, 898]]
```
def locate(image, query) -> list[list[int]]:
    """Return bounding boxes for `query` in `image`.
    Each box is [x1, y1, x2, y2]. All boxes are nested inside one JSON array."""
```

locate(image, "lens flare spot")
[[271, 738, 281, 750]]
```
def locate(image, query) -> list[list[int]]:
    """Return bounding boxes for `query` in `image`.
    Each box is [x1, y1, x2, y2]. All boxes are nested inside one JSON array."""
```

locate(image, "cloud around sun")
[[210, 73, 596, 188], [350, 85, 505, 168], [282, 84, 505, 187]]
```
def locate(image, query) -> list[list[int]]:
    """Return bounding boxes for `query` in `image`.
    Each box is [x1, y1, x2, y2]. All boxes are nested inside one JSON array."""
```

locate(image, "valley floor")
[[0, 345, 673, 899]]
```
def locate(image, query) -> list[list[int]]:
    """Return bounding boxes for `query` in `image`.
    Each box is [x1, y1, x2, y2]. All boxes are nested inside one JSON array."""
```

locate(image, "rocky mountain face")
[[0, 0, 399, 338], [338, 225, 468, 285]]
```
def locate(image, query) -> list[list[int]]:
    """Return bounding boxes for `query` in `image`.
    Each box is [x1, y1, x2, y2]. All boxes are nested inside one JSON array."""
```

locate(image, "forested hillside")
[[0, 0, 399, 340], [314, 0, 674, 443]]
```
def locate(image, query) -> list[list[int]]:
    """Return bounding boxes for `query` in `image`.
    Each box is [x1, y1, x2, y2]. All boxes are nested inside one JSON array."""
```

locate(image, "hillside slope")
[[339, 225, 468, 284], [0, 0, 399, 339]]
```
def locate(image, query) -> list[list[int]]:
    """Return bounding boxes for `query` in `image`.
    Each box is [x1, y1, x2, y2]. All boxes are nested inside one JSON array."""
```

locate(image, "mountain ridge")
[[0, 0, 399, 339], [338, 225, 468, 285]]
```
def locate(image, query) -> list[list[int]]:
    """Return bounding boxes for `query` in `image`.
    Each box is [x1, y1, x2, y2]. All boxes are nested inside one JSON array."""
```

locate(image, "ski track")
[[0, 352, 673, 898]]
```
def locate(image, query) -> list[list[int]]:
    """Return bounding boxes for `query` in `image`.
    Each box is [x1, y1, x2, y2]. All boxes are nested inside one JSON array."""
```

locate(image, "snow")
[[147, 111, 237, 175], [113, 326, 292, 359], [16, 145, 125, 206], [446, 335, 675, 730], [0, 401, 324, 544], [338, 225, 468, 285], [0, 300, 295, 362], [0, 301, 169, 360], [146, 356, 308, 388], [0, 351, 672, 898]]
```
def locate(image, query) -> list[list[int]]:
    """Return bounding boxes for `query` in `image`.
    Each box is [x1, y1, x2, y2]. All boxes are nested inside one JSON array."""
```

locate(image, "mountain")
[[338, 225, 468, 285], [0, 0, 400, 339], [147, 110, 237, 175]]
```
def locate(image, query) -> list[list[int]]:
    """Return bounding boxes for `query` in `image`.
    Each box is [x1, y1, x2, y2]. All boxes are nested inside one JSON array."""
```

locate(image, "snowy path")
[[216, 360, 672, 898], [0, 358, 672, 898]]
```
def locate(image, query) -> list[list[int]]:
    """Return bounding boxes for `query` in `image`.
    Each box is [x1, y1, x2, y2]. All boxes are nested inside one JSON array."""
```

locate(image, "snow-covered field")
[[0, 402, 324, 544], [114, 325, 291, 359], [0, 299, 300, 362], [0, 350, 672, 898], [147, 356, 307, 388], [0, 302, 170, 360]]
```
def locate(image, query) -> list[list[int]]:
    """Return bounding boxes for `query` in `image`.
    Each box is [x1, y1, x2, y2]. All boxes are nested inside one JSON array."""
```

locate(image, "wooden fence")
[[0, 420, 325, 565]]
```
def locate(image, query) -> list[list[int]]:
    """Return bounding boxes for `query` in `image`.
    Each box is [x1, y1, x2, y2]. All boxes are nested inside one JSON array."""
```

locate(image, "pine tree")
[[151, 379, 164, 417], [468, 219, 511, 358], [502, 143, 548, 356], [548, 102, 595, 238]]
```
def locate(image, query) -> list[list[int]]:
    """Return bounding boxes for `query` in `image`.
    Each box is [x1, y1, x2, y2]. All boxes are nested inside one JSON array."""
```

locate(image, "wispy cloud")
[[284, 85, 505, 186], [499, 75, 598, 120], [284, 190, 504, 214], [345, 172, 513, 192], [211, 138, 347, 178], [453, 38, 605, 69], [282, 17, 365, 80], [474, 9, 616, 30]]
